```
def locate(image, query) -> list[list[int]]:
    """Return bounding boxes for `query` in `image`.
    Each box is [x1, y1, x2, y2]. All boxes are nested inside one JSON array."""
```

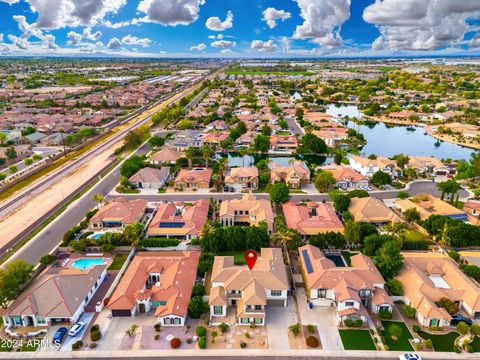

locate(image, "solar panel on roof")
[[302, 249, 314, 274], [447, 213, 468, 221], [159, 222, 185, 228]]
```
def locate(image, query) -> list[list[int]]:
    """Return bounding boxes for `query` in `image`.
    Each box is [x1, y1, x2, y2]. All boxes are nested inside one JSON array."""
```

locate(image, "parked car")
[[68, 322, 85, 337], [450, 314, 473, 327], [398, 354, 421, 360], [53, 327, 68, 344]]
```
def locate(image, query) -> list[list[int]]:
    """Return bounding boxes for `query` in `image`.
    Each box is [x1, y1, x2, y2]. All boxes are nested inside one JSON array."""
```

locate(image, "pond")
[[216, 152, 332, 167], [326, 104, 476, 160]]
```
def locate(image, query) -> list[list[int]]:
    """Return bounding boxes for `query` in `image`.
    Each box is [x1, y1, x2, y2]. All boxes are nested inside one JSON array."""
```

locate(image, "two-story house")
[[224, 166, 259, 191], [299, 244, 393, 325], [349, 155, 398, 178], [209, 248, 288, 326], [270, 161, 310, 189]]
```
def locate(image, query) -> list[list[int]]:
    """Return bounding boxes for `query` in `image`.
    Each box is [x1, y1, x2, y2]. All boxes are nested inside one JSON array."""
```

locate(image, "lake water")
[[217, 153, 332, 167], [326, 104, 476, 160]]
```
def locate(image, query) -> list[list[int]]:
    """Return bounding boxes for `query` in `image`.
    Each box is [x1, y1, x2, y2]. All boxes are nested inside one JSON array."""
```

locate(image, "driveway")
[[296, 288, 343, 350], [37, 325, 63, 352], [60, 312, 94, 351], [266, 296, 298, 350]]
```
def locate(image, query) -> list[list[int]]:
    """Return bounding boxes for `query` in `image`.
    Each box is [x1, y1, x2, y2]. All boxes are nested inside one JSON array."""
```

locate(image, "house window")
[[36, 316, 46, 325], [241, 318, 249, 324], [254, 305, 262, 310], [174, 318, 181, 325], [214, 306, 223, 315], [164, 318, 171, 325], [318, 289, 327, 298], [254, 318, 263, 325], [13, 317, 22, 325], [345, 301, 355, 307], [271, 290, 282, 296]]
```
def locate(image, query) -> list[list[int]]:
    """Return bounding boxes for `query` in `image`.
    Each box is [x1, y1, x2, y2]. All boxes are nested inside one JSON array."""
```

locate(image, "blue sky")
[[0, 0, 479, 57]]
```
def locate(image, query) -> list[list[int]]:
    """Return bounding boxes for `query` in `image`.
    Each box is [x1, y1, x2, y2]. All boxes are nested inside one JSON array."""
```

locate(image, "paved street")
[[285, 116, 304, 138]]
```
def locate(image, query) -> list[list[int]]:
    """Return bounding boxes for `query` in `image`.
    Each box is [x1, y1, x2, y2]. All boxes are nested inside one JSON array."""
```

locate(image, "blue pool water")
[[71, 258, 105, 270], [90, 233, 109, 240]]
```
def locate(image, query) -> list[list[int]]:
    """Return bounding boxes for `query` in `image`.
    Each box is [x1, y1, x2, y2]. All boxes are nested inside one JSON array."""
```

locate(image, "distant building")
[[394, 194, 467, 221], [89, 198, 147, 230], [348, 197, 400, 225], [174, 168, 212, 190], [349, 155, 398, 178], [321, 165, 368, 190]]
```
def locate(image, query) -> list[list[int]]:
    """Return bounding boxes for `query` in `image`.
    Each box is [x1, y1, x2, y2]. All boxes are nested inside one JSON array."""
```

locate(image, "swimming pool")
[[71, 258, 105, 270], [90, 232, 109, 240], [325, 254, 346, 267]]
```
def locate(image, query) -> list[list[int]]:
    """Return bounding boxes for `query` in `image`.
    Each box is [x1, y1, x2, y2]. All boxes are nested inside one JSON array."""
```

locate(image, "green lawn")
[[403, 230, 427, 241], [418, 331, 459, 352], [339, 329, 376, 350], [381, 321, 413, 351], [19, 340, 40, 352], [218, 251, 246, 265], [108, 253, 129, 270], [471, 336, 480, 352]]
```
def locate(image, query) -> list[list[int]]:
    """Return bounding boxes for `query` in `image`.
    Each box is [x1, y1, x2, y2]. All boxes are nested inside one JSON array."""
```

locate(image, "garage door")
[[111, 309, 131, 317], [267, 299, 285, 306]]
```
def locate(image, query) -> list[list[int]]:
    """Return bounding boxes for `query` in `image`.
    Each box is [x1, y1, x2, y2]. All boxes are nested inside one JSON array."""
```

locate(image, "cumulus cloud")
[[23, 0, 126, 29], [189, 43, 206, 51], [363, 0, 480, 50], [82, 27, 102, 41], [251, 39, 277, 52], [206, 10, 233, 31], [470, 34, 480, 49], [7, 15, 59, 50], [1, 0, 20, 4], [293, 0, 351, 46], [121, 34, 151, 47], [8, 35, 30, 50], [107, 37, 122, 50], [280, 36, 291, 52], [262, 7, 291, 29], [220, 48, 233, 54], [137, 0, 205, 26], [210, 39, 236, 48], [66, 31, 82, 45]]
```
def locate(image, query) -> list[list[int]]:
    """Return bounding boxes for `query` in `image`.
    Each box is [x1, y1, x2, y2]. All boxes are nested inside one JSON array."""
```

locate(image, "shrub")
[[378, 310, 393, 319], [354, 319, 363, 327], [415, 343, 422, 351], [89, 343, 97, 349], [155, 334, 160, 340], [388, 324, 402, 339], [386, 278, 404, 296], [465, 344, 473, 353], [384, 345, 389, 351], [240, 341, 247, 348], [71, 340, 83, 350], [456, 321, 469, 335], [154, 323, 162, 332], [343, 319, 363, 327], [453, 344, 461, 353], [402, 304, 416, 319], [412, 325, 420, 333], [90, 330, 101, 342], [39, 254, 57, 266], [306, 324, 315, 334], [424, 339, 433, 349], [196, 326, 207, 337], [289, 323, 301, 337], [305, 336, 319, 348], [198, 336, 206, 349], [188, 296, 208, 318], [139, 238, 181, 248], [90, 324, 100, 333], [448, 250, 460, 262], [470, 323, 480, 336], [170, 338, 181, 349], [219, 323, 229, 334], [191, 283, 205, 297]]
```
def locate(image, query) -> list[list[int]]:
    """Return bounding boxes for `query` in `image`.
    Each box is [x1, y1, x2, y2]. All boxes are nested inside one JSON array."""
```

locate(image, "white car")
[[398, 354, 422, 360], [68, 322, 85, 337]]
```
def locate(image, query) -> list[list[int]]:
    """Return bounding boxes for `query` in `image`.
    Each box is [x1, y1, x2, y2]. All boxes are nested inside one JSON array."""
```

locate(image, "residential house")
[[463, 201, 480, 224], [107, 251, 200, 326], [348, 197, 400, 225], [270, 161, 310, 189], [321, 165, 368, 190], [174, 168, 212, 190], [89, 198, 147, 230], [146, 200, 209, 240], [394, 194, 467, 221], [397, 252, 480, 326], [201, 132, 229, 147], [209, 248, 289, 326], [349, 155, 398, 178], [299, 244, 393, 325], [128, 167, 170, 189], [219, 193, 274, 234], [407, 156, 444, 175], [3, 261, 106, 328], [313, 128, 348, 147], [282, 201, 344, 237], [149, 147, 183, 165], [269, 134, 298, 153], [224, 166, 259, 191]]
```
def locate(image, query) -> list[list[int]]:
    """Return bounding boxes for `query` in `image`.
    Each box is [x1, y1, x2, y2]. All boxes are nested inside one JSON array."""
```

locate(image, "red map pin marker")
[[244, 250, 257, 270]]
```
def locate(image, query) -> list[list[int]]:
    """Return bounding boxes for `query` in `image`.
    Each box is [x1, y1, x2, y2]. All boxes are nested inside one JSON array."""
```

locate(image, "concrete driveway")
[[296, 288, 343, 350], [60, 313, 94, 351], [266, 296, 298, 350]]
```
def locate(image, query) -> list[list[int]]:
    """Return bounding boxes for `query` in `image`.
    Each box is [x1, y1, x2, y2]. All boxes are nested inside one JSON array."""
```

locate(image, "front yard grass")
[[471, 336, 480, 352], [403, 230, 427, 241], [108, 253, 129, 270], [381, 321, 413, 351], [218, 251, 246, 265], [417, 331, 459, 352], [339, 329, 376, 350]]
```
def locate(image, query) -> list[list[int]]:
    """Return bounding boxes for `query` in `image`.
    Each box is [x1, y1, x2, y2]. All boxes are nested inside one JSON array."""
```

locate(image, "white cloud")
[[280, 36, 291, 52], [470, 34, 480, 48], [293, 0, 351, 46], [210, 39, 236, 48], [363, 0, 480, 50], [1, 0, 20, 4], [42, 33, 58, 49], [82, 27, 102, 41], [7, 15, 58, 50], [189, 43, 206, 51], [251, 39, 277, 52], [66, 31, 82, 45], [107, 37, 122, 50], [8, 35, 30, 50], [137, 0, 205, 26], [206, 10, 233, 31], [121, 34, 151, 47], [23, 0, 126, 29], [262, 7, 291, 29], [220, 48, 233, 54]]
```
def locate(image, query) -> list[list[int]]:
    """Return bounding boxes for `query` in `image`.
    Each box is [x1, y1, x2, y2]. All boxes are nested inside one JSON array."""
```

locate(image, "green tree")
[[8, 165, 17, 174], [0, 172, 6, 181], [314, 171, 335, 192], [24, 158, 33, 166], [252, 134, 270, 152], [388, 324, 402, 340], [456, 322, 469, 335], [0, 270, 17, 308], [123, 222, 144, 245], [148, 136, 165, 148], [261, 124, 272, 136], [201, 144, 214, 168], [344, 221, 362, 244], [403, 208, 421, 223], [119, 155, 144, 178], [330, 193, 351, 213], [470, 323, 480, 336], [374, 241, 404, 279], [394, 154, 410, 169], [386, 278, 404, 296], [397, 191, 409, 200], [269, 182, 290, 205], [334, 152, 342, 165], [300, 133, 327, 154], [5, 147, 16, 159], [39, 254, 57, 266], [187, 296, 208, 318], [6, 259, 33, 291], [437, 180, 461, 203], [0, 132, 7, 145], [371, 171, 392, 187]]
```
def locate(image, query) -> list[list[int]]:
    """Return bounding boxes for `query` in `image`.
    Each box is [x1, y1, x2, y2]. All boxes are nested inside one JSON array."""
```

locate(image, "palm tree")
[[202, 144, 214, 168], [437, 180, 461, 203], [239, 148, 248, 167], [93, 193, 104, 207], [185, 146, 196, 169]]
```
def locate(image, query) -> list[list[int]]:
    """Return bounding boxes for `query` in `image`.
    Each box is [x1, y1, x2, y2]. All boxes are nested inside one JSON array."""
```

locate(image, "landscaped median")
[[339, 329, 376, 350]]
